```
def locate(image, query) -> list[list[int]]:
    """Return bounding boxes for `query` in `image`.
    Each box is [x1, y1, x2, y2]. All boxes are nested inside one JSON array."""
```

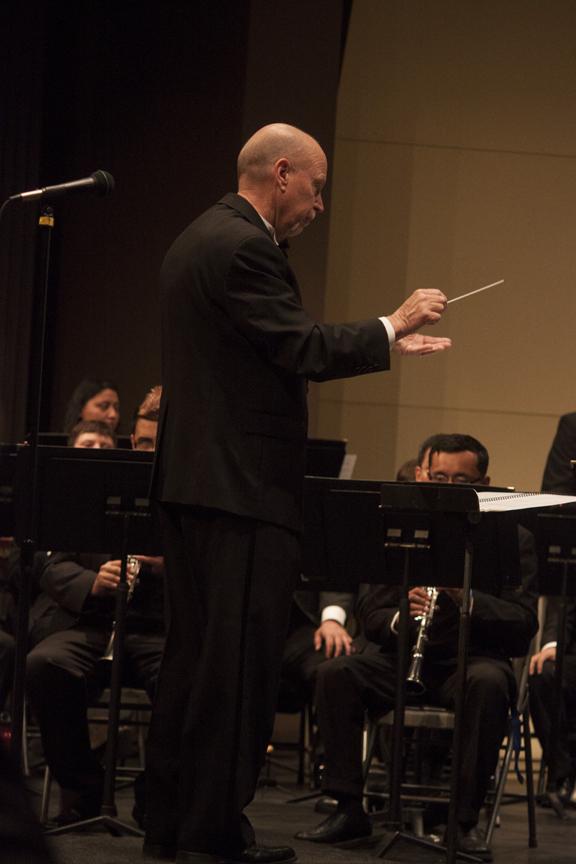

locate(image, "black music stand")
[[536, 512, 576, 817], [300, 477, 519, 863], [14, 445, 157, 837]]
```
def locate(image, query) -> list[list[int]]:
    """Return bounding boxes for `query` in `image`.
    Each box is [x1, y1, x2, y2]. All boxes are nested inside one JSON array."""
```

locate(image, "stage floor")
[[37, 769, 575, 864]]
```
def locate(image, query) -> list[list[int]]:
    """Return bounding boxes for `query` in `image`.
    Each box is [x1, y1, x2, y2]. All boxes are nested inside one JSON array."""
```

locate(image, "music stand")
[[0, 444, 17, 537], [300, 477, 519, 863], [14, 444, 157, 837], [535, 512, 576, 815]]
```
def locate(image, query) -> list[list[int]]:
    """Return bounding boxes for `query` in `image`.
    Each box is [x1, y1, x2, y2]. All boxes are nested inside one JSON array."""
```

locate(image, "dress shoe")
[[175, 844, 296, 863], [454, 824, 492, 862], [295, 809, 372, 844]]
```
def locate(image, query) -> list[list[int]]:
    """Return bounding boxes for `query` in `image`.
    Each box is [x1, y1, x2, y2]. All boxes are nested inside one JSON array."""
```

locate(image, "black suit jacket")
[[292, 590, 355, 628], [29, 552, 165, 645], [541, 595, 576, 656], [357, 527, 539, 664], [542, 413, 576, 494], [152, 193, 391, 532]]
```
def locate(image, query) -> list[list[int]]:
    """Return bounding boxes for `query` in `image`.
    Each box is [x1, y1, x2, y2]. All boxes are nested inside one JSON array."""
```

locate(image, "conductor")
[[144, 123, 451, 864]]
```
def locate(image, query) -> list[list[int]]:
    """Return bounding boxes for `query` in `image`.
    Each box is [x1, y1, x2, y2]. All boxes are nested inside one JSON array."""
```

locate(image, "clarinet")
[[406, 586, 439, 695], [101, 556, 141, 662]]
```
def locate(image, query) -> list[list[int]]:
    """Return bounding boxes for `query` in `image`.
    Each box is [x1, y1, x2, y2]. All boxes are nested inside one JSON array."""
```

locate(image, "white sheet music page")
[[477, 490, 576, 512]]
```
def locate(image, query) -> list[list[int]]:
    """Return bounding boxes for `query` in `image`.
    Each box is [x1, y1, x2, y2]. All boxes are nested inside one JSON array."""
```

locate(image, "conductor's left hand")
[[314, 620, 353, 658], [394, 334, 452, 355]]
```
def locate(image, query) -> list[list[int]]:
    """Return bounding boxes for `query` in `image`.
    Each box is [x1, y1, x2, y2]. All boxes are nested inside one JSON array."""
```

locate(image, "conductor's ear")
[[275, 158, 290, 191]]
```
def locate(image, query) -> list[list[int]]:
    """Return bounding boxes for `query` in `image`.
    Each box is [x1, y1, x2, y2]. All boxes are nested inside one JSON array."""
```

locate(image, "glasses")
[[427, 471, 483, 485]]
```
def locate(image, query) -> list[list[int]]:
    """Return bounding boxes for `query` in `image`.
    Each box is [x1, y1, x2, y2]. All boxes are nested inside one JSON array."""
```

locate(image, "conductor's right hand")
[[91, 560, 121, 596], [388, 289, 448, 340]]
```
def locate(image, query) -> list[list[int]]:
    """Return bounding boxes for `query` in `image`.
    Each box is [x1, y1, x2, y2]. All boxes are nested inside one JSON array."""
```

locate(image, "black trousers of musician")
[[26, 626, 164, 806], [316, 649, 512, 827], [0, 628, 15, 710], [145, 504, 300, 857], [529, 656, 576, 784], [281, 603, 330, 699]]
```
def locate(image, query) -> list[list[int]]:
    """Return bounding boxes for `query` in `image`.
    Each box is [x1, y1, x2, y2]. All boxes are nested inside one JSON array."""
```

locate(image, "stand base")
[[374, 830, 483, 863], [44, 814, 144, 838]]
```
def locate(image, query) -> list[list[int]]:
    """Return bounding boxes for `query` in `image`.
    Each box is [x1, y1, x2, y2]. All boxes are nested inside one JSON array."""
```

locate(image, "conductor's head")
[[237, 123, 327, 243]]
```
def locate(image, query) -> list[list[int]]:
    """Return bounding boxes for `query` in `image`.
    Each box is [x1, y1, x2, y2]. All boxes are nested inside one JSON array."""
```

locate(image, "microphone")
[[10, 170, 115, 202]]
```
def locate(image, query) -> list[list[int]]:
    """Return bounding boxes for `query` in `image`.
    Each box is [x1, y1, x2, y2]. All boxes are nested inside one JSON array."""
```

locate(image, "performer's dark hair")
[[67, 419, 117, 447], [63, 378, 119, 433], [132, 385, 162, 429], [417, 433, 489, 476]]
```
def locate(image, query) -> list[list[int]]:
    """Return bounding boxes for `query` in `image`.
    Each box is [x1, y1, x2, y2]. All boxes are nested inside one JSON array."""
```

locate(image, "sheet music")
[[477, 490, 576, 512]]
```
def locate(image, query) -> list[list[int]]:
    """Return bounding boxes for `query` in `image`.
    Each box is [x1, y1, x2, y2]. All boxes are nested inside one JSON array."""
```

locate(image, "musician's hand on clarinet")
[[408, 587, 433, 619], [91, 560, 121, 596], [529, 644, 557, 676], [314, 620, 353, 658]]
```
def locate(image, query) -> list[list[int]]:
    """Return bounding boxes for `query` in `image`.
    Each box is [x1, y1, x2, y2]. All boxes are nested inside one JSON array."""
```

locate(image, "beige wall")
[[313, 0, 576, 490]]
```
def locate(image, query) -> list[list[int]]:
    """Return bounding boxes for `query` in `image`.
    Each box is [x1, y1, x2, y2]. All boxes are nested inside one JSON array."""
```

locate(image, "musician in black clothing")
[[296, 434, 538, 862], [26, 551, 165, 823], [25, 385, 164, 825], [529, 596, 576, 811]]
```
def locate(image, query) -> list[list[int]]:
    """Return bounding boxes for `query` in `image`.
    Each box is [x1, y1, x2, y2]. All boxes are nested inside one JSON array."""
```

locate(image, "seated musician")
[[281, 590, 355, 702], [26, 386, 164, 826], [296, 433, 538, 862], [541, 411, 576, 494], [68, 419, 116, 449], [529, 595, 576, 813]]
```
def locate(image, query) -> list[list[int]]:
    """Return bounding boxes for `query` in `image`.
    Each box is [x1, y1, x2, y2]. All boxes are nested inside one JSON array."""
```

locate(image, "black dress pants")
[[26, 625, 163, 796], [529, 656, 576, 783], [145, 504, 300, 857], [315, 649, 512, 826], [0, 628, 15, 709]]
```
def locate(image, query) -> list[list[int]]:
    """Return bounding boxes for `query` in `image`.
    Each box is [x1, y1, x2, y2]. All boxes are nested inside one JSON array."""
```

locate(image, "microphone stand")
[[10, 206, 54, 762]]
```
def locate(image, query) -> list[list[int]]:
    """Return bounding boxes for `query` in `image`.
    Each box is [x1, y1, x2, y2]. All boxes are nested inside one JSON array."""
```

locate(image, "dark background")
[[0, 0, 351, 439]]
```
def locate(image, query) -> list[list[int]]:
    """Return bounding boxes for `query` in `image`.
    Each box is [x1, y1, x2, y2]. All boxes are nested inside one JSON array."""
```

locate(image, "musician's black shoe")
[[48, 785, 105, 828], [174, 845, 296, 863], [295, 810, 372, 844], [557, 775, 576, 807], [454, 824, 492, 862]]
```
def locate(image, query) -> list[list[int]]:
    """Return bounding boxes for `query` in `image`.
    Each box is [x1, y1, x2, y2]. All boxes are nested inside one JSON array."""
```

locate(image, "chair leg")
[[523, 707, 537, 848], [21, 711, 29, 777], [297, 706, 306, 786], [40, 765, 52, 823], [485, 730, 514, 846]]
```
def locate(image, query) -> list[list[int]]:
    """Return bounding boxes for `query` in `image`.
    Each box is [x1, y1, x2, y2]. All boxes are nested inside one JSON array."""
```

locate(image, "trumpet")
[[101, 555, 141, 662], [406, 586, 439, 695]]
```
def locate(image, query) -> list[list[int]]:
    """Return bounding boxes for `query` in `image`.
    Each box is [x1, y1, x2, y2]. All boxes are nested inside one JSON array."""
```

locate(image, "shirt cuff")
[[390, 610, 400, 634], [541, 641, 557, 651], [321, 605, 347, 627], [379, 316, 396, 345]]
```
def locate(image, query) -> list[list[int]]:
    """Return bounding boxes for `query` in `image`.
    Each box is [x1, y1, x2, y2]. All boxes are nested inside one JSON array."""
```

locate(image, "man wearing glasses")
[[296, 434, 538, 862]]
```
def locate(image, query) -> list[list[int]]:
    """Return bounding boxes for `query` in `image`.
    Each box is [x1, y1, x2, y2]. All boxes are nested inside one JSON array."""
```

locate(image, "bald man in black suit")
[[145, 123, 451, 864]]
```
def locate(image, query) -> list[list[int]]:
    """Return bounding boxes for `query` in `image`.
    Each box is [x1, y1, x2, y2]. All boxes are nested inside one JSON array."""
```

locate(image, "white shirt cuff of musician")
[[541, 641, 557, 651], [321, 605, 347, 627], [379, 316, 396, 344]]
